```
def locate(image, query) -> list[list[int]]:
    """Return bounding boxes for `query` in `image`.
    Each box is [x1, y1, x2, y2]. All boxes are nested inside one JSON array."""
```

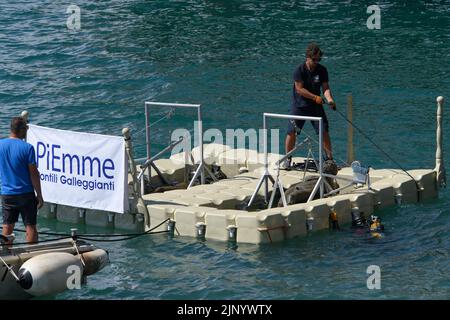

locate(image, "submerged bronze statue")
[[278, 160, 339, 206]]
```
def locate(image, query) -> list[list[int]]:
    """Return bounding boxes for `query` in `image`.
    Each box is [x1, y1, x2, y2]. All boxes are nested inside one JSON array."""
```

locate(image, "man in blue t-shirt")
[[284, 42, 336, 166], [0, 117, 43, 244]]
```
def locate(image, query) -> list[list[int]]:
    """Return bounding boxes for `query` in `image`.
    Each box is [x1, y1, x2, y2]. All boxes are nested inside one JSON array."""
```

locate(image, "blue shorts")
[[287, 105, 329, 135]]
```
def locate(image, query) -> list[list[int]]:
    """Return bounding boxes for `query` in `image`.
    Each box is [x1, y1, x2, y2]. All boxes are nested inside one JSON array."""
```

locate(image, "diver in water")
[[352, 212, 385, 238], [368, 215, 385, 238]]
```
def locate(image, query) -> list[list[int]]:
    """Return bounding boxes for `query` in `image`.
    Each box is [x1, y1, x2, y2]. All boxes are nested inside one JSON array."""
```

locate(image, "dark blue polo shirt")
[[292, 62, 328, 108], [0, 138, 36, 195]]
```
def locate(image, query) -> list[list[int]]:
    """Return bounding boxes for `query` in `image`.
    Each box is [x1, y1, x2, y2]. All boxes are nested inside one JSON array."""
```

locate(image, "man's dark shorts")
[[287, 104, 329, 135], [2, 192, 37, 226]]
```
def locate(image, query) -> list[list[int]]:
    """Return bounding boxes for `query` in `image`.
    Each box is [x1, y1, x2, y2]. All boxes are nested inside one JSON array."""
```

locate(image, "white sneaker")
[[280, 156, 292, 170]]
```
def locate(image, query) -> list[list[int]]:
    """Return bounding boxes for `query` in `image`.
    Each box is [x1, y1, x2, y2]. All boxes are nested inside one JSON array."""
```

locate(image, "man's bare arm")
[[295, 81, 323, 104], [322, 82, 336, 110], [28, 164, 44, 209]]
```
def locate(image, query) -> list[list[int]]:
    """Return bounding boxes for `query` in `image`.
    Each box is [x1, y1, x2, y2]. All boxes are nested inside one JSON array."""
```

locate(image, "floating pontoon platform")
[[38, 144, 440, 244], [36, 97, 446, 244]]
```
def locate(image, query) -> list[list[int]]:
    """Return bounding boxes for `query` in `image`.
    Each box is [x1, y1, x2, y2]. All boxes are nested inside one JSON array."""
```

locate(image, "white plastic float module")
[[195, 192, 239, 209], [304, 201, 331, 231], [369, 181, 396, 210], [146, 203, 186, 232], [173, 206, 219, 237], [85, 209, 115, 228], [216, 148, 253, 177], [390, 173, 419, 204], [234, 210, 287, 244], [56, 205, 86, 225], [409, 169, 438, 201], [114, 212, 145, 232], [147, 158, 186, 184], [169, 143, 231, 166], [280, 203, 307, 239], [324, 195, 353, 225], [204, 210, 238, 241]]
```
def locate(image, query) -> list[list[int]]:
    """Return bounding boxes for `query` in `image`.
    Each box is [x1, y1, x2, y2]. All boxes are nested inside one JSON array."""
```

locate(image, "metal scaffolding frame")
[[247, 113, 324, 208], [144, 102, 216, 189]]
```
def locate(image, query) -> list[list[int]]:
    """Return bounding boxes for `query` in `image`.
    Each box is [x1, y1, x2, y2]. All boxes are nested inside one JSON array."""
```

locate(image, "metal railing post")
[[319, 118, 323, 198]]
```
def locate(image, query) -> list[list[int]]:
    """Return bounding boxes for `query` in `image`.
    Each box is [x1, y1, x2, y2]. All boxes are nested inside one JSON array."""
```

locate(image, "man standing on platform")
[[283, 42, 336, 168], [0, 117, 43, 244]]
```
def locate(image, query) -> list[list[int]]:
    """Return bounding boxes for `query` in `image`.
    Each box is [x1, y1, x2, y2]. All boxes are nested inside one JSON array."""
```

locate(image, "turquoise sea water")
[[0, 1, 449, 299]]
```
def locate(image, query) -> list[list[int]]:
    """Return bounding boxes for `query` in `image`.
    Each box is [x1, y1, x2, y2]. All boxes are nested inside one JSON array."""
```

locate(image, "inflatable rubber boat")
[[0, 234, 108, 299]]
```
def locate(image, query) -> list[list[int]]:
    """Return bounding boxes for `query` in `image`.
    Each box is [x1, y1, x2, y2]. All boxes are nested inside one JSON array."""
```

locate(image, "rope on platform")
[[334, 108, 416, 181], [148, 108, 175, 128], [77, 230, 170, 242], [133, 108, 176, 137], [300, 130, 350, 167], [0, 218, 170, 244], [334, 107, 422, 200], [257, 224, 289, 243], [0, 236, 71, 247]]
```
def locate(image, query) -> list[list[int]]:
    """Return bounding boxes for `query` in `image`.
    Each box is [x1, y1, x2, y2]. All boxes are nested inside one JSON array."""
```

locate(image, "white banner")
[[27, 124, 128, 213]]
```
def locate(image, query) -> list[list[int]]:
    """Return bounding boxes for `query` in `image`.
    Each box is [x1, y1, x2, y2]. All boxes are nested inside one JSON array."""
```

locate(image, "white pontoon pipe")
[[435, 96, 446, 188], [123, 128, 151, 228]]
